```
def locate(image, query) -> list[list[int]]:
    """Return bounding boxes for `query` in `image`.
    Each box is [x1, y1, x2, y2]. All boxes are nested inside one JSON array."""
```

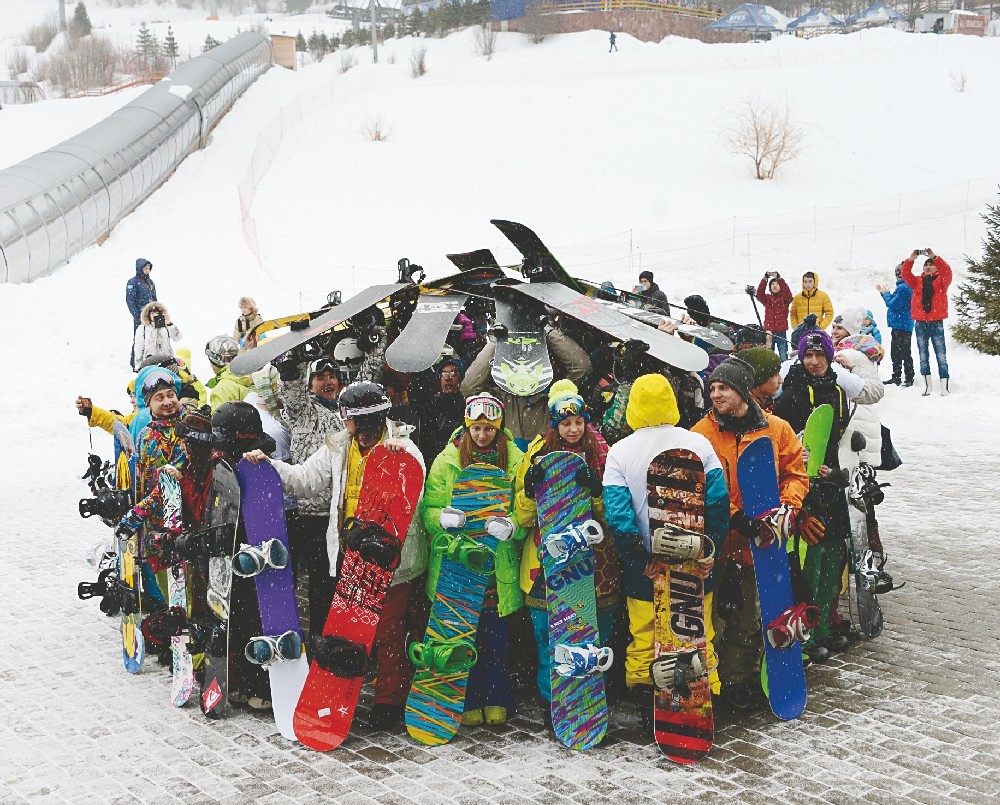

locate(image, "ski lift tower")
[[368, 0, 379, 64], [58, 0, 67, 30]]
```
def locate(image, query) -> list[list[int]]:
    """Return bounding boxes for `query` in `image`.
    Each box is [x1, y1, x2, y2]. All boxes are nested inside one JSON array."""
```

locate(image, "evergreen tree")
[[307, 29, 321, 53], [955, 199, 1000, 355], [408, 8, 424, 36], [136, 22, 156, 59], [295, 31, 307, 52], [69, 2, 93, 39], [203, 34, 222, 52], [163, 26, 180, 65], [319, 33, 330, 53]]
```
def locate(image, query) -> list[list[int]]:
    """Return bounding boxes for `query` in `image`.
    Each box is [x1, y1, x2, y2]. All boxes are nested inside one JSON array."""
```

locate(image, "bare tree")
[[949, 68, 968, 93], [474, 21, 497, 60], [361, 113, 392, 142], [724, 97, 804, 181], [410, 45, 427, 78], [338, 50, 358, 73], [524, 1, 555, 44]]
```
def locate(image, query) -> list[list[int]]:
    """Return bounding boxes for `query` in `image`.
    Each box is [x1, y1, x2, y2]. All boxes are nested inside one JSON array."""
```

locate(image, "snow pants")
[[889, 328, 914, 383], [803, 538, 846, 645], [371, 578, 422, 706], [528, 605, 616, 702], [465, 604, 513, 711], [708, 563, 761, 688], [287, 513, 336, 641]]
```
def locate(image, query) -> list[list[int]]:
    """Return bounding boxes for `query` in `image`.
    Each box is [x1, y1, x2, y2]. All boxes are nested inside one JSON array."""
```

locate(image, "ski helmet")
[[338, 381, 391, 436], [205, 335, 239, 367], [140, 368, 181, 405], [333, 337, 364, 383], [211, 401, 275, 456]]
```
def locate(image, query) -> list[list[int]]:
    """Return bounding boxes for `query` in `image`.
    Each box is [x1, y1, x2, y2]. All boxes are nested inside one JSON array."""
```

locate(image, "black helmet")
[[338, 381, 390, 435], [211, 401, 275, 456]]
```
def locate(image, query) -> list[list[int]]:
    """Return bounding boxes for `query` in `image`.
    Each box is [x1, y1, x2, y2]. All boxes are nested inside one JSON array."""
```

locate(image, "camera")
[[153, 313, 166, 328]]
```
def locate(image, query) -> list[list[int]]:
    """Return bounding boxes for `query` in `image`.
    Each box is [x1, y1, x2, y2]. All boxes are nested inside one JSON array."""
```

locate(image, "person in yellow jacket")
[[75, 381, 139, 488], [512, 380, 619, 717], [789, 271, 834, 331], [420, 393, 525, 726], [204, 335, 251, 411]]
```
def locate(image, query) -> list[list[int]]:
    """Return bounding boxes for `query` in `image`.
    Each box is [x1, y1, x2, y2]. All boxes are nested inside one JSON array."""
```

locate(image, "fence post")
[[814, 206, 817, 241], [746, 234, 751, 272]]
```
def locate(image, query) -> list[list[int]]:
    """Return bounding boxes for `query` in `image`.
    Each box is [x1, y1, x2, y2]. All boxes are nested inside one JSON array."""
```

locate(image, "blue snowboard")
[[736, 437, 807, 721]]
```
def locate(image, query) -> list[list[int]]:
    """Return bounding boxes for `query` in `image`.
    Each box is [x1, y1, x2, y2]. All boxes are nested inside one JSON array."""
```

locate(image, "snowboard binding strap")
[[77, 568, 115, 601], [766, 602, 821, 649], [245, 630, 303, 667], [540, 520, 604, 567], [342, 518, 402, 571], [188, 618, 227, 656], [141, 606, 189, 649], [650, 649, 710, 710], [430, 532, 495, 574], [650, 525, 714, 562], [311, 634, 368, 679], [408, 637, 478, 674], [553, 643, 614, 679], [858, 550, 905, 594], [232, 539, 290, 578], [174, 525, 234, 560]]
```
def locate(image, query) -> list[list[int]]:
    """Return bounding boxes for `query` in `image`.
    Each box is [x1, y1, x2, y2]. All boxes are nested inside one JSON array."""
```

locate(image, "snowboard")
[[847, 465, 885, 639], [385, 292, 470, 373], [445, 249, 501, 272], [647, 449, 714, 764], [160, 471, 194, 707], [803, 405, 834, 478], [506, 282, 709, 373], [405, 463, 510, 746], [248, 313, 311, 344], [736, 437, 808, 721], [236, 459, 309, 742], [535, 451, 607, 751], [490, 219, 585, 293], [293, 446, 423, 752], [230, 284, 408, 376], [491, 285, 553, 397], [117, 514, 145, 674]]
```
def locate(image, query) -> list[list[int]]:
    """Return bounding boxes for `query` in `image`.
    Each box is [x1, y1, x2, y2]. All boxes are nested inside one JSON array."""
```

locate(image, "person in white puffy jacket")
[[132, 301, 182, 367], [833, 334, 885, 472]]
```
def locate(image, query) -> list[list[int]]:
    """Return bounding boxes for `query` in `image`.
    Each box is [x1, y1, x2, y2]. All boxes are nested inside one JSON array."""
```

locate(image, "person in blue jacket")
[[876, 265, 915, 386], [126, 258, 157, 368], [860, 310, 882, 345]]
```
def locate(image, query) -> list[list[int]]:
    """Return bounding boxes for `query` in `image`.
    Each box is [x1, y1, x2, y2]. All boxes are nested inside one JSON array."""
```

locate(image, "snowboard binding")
[[312, 634, 369, 679], [850, 463, 889, 509], [430, 532, 495, 574], [858, 550, 904, 594], [553, 643, 614, 679], [77, 568, 121, 615], [342, 518, 401, 571], [188, 617, 227, 656], [245, 630, 303, 667], [232, 539, 290, 578], [408, 637, 478, 675], [650, 524, 714, 562], [141, 606, 189, 650], [650, 649, 709, 709], [174, 525, 234, 561], [79, 489, 132, 527], [540, 519, 604, 567], [766, 602, 821, 649]]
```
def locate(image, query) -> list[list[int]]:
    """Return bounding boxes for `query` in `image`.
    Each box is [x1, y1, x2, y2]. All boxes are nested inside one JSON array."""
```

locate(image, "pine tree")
[[69, 2, 92, 39], [307, 29, 321, 53], [203, 34, 222, 52], [954, 199, 1000, 355], [295, 31, 307, 52], [136, 22, 156, 59], [319, 33, 330, 53], [163, 26, 180, 65]]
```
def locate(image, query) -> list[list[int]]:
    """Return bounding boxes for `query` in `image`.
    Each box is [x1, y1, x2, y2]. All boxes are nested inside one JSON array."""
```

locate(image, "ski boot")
[[232, 539, 290, 578], [553, 643, 614, 679], [245, 630, 303, 667], [430, 532, 494, 574], [766, 602, 821, 649], [342, 517, 402, 570], [858, 550, 904, 594], [408, 637, 478, 675], [650, 524, 713, 562], [649, 649, 707, 709], [540, 519, 604, 567], [311, 634, 369, 679], [174, 525, 233, 561]]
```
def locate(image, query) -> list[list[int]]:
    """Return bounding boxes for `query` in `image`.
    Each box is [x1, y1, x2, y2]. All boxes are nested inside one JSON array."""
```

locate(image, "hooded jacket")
[[132, 302, 182, 366], [901, 257, 952, 322], [207, 363, 252, 412], [755, 276, 794, 332], [789, 273, 834, 331], [602, 374, 728, 600], [879, 278, 914, 332], [126, 259, 156, 323], [638, 281, 670, 314], [129, 365, 181, 444], [834, 348, 883, 470]]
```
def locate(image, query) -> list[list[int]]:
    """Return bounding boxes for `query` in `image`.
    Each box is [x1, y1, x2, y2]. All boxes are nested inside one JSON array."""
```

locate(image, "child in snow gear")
[[876, 265, 915, 386], [789, 272, 834, 333], [754, 272, 794, 361], [421, 393, 525, 726], [126, 258, 156, 368], [901, 249, 952, 395]]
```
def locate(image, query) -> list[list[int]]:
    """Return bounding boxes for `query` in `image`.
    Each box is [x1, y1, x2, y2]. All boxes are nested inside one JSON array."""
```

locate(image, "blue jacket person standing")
[[876, 264, 914, 387], [126, 259, 157, 368]]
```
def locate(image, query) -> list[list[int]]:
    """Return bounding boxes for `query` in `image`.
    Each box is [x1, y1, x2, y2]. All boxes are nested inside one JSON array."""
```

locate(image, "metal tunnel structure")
[[0, 33, 273, 284]]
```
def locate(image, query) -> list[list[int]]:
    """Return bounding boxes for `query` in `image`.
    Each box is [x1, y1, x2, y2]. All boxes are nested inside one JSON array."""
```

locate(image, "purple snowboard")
[[236, 459, 307, 741]]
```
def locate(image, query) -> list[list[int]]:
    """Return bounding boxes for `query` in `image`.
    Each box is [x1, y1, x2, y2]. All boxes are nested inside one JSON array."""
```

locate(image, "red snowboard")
[[293, 446, 423, 751]]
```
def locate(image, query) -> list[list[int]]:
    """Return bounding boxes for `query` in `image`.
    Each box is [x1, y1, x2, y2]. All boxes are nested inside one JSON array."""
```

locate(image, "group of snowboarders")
[[76, 247, 932, 757]]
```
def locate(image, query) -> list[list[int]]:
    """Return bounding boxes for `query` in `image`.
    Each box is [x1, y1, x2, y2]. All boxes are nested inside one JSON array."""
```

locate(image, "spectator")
[[635, 270, 670, 314], [754, 271, 794, 360], [233, 297, 264, 350], [860, 310, 882, 345], [901, 248, 952, 396], [789, 271, 834, 332], [132, 302, 182, 368], [876, 265, 915, 386], [125, 258, 156, 368], [609, 31, 617, 52]]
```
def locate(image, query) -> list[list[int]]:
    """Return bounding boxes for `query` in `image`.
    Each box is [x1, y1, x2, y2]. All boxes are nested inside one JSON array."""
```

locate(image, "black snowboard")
[[490, 219, 584, 293], [445, 249, 501, 272], [386, 292, 469, 373], [491, 285, 553, 396]]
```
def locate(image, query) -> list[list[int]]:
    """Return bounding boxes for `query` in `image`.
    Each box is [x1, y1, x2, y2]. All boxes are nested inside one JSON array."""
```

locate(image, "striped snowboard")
[[536, 451, 607, 751], [648, 449, 714, 764], [406, 464, 510, 746]]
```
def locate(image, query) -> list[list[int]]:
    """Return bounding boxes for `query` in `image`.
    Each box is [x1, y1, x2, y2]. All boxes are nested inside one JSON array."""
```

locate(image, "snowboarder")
[[738, 347, 783, 413], [690, 357, 809, 707], [754, 272, 794, 361], [421, 393, 524, 727], [876, 265, 915, 386], [132, 302, 182, 369], [602, 373, 727, 730], [204, 335, 251, 411], [126, 258, 156, 368], [900, 248, 952, 396], [789, 272, 834, 333]]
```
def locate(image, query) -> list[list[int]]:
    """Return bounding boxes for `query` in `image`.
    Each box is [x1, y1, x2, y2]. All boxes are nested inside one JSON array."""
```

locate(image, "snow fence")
[[0, 33, 273, 284]]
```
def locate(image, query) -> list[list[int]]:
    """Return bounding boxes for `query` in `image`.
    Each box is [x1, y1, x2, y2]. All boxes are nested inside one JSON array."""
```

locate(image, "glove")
[[825, 468, 850, 488], [115, 519, 138, 539], [575, 465, 603, 498], [794, 508, 826, 545], [439, 507, 466, 531], [729, 509, 757, 541], [757, 504, 794, 548], [275, 355, 301, 382], [523, 462, 545, 500], [485, 516, 515, 542]]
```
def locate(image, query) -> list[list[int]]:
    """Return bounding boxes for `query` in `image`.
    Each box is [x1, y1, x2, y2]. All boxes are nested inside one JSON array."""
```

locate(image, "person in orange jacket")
[[789, 272, 834, 332]]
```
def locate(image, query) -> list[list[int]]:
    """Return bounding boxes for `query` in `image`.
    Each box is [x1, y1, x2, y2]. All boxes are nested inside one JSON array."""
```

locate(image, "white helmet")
[[205, 335, 239, 366]]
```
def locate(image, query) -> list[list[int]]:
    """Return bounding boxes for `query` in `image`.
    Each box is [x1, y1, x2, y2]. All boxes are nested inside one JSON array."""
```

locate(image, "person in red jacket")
[[901, 248, 951, 397], [754, 271, 794, 361]]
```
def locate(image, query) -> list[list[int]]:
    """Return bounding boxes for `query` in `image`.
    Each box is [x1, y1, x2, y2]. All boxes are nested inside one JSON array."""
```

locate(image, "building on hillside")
[[913, 9, 987, 35]]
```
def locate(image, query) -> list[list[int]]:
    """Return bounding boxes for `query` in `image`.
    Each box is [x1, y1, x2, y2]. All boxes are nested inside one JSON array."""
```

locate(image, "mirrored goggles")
[[465, 395, 503, 423]]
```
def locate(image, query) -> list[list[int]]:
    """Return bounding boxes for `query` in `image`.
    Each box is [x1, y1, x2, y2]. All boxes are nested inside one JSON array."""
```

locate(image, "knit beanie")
[[797, 329, 835, 363], [547, 379, 589, 427], [683, 294, 711, 326], [639, 270, 654, 283], [739, 347, 782, 389], [832, 307, 865, 336], [708, 357, 755, 402]]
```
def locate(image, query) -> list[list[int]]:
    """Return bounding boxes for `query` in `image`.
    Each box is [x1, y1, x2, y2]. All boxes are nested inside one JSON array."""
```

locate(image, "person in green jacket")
[[420, 393, 525, 726], [204, 335, 251, 411]]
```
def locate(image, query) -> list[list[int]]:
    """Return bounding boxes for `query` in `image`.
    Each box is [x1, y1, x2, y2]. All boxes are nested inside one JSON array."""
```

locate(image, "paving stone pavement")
[[3, 392, 998, 804]]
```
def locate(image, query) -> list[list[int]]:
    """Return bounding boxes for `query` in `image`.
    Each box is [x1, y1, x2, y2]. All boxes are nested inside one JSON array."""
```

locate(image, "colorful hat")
[[547, 379, 589, 427], [464, 393, 504, 430], [836, 334, 885, 364]]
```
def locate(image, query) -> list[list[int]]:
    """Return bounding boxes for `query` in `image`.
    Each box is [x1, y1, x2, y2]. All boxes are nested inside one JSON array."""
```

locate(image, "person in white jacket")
[[834, 334, 885, 471], [132, 301, 182, 367], [243, 380, 428, 731]]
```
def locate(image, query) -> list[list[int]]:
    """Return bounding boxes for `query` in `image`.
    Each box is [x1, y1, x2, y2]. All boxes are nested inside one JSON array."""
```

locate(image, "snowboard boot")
[[921, 375, 932, 396], [721, 681, 764, 712], [366, 703, 405, 730], [228, 691, 249, 706], [246, 696, 272, 712], [821, 634, 849, 653], [903, 376, 914, 387], [463, 708, 484, 727], [802, 642, 829, 664], [940, 378, 950, 396], [484, 706, 507, 725], [631, 684, 655, 735]]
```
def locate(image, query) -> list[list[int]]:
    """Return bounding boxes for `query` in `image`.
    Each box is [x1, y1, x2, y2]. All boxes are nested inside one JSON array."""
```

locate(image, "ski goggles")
[[549, 395, 589, 426], [232, 539, 290, 578], [464, 394, 504, 428], [141, 369, 178, 397], [245, 630, 303, 667], [307, 358, 338, 378]]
